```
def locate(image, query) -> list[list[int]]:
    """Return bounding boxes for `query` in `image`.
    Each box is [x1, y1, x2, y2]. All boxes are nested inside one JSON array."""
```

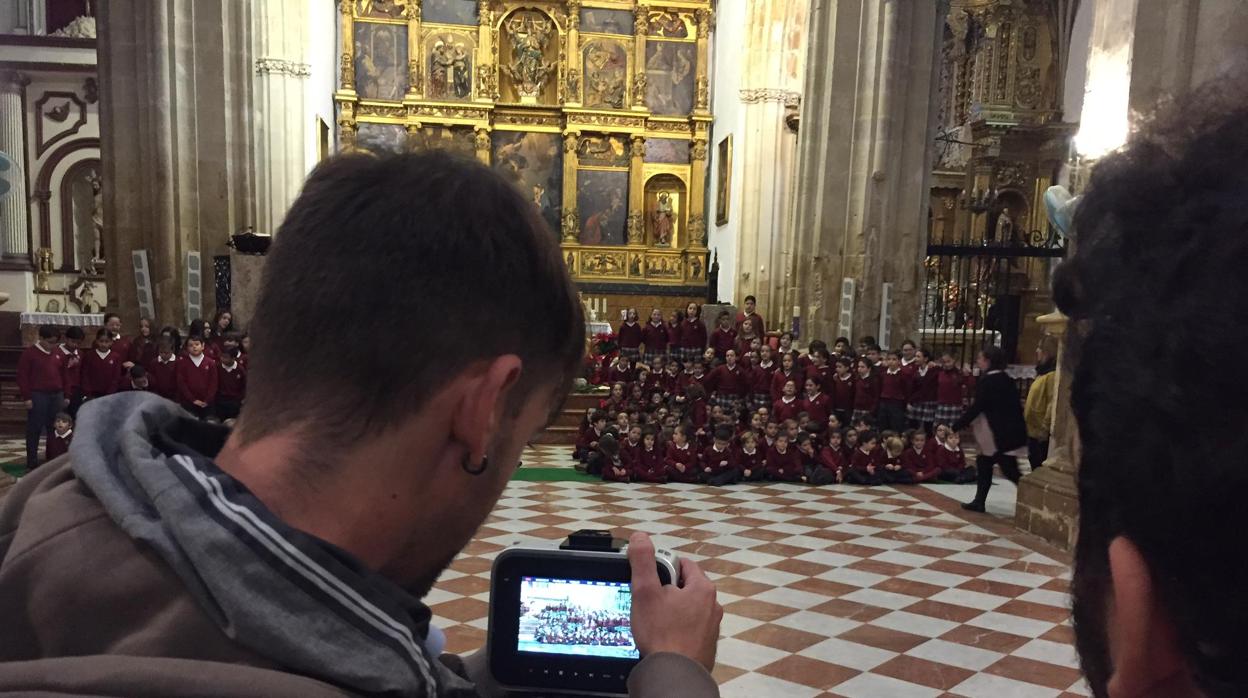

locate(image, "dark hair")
[[685, 384, 706, 400], [686, 303, 701, 319], [808, 339, 828, 353], [835, 356, 853, 369], [54, 412, 72, 424], [979, 346, 1008, 371], [591, 410, 608, 424], [157, 336, 174, 351], [239, 152, 583, 453], [212, 310, 234, 334], [712, 425, 733, 442], [795, 432, 813, 448], [915, 347, 931, 361], [905, 429, 924, 445], [223, 347, 241, 359], [886, 349, 902, 359], [859, 430, 878, 445], [780, 332, 794, 342], [187, 319, 206, 340], [858, 335, 876, 346], [64, 326, 84, 340], [103, 312, 120, 324], [129, 365, 147, 379], [811, 348, 830, 361], [186, 335, 204, 346], [901, 339, 916, 350], [1055, 81, 1248, 695], [95, 328, 110, 341], [159, 325, 183, 350], [717, 310, 730, 320], [37, 324, 58, 340]]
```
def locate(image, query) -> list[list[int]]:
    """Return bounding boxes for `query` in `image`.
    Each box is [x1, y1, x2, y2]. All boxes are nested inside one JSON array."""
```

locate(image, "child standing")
[[45, 412, 74, 461], [708, 311, 737, 362], [770, 351, 802, 403], [799, 377, 833, 426], [176, 336, 218, 420], [146, 337, 180, 401], [772, 379, 801, 424], [617, 308, 643, 362], [934, 353, 968, 427], [676, 302, 707, 366], [701, 426, 739, 486], [851, 357, 880, 426], [830, 357, 856, 426], [906, 348, 939, 432], [216, 348, 247, 422], [877, 351, 911, 433], [18, 325, 65, 472], [705, 349, 749, 420], [58, 326, 84, 417], [641, 308, 670, 358], [80, 329, 122, 401]]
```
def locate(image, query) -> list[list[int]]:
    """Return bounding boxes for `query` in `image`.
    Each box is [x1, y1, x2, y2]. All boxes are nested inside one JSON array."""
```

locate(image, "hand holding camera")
[[627, 533, 722, 671]]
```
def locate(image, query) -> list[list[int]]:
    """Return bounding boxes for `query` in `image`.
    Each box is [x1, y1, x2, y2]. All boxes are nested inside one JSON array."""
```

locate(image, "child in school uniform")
[[851, 357, 880, 426], [675, 302, 707, 366], [616, 308, 643, 362], [799, 377, 833, 426], [819, 430, 847, 482], [906, 348, 939, 432], [176, 336, 218, 421], [598, 433, 630, 483], [709, 311, 737, 362], [736, 431, 765, 481], [701, 426, 739, 486], [607, 356, 636, 386], [830, 357, 856, 426], [665, 424, 699, 483], [877, 351, 911, 433], [216, 348, 247, 423], [805, 349, 832, 393], [146, 336, 180, 401], [705, 349, 749, 419], [640, 308, 670, 358], [764, 432, 803, 482], [121, 366, 151, 392], [45, 412, 74, 462], [772, 379, 802, 424], [600, 382, 628, 416], [901, 430, 942, 483], [684, 383, 709, 443], [749, 347, 774, 412], [934, 353, 968, 427], [633, 429, 667, 483], [574, 411, 609, 463], [937, 429, 977, 483], [59, 327, 84, 417], [798, 432, 837, 485], [770, 351, 803, 404], [80, 329, 122, 401], [881, 435, 914, 484], [847, 431, 885, 485], [925, 423, 951, 462]]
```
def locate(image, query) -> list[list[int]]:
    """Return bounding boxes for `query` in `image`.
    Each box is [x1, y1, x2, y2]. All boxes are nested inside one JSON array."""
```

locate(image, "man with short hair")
[[0, 152, 722, 696]]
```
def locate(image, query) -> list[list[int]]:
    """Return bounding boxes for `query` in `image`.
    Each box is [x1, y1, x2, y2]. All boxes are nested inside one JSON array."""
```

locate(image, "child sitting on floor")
[[737, 431, 765, 481], [937, 429, 977, 484], [847, 431, 884, 486], [882, 435, 914, 484], [701, 425, 739, 487], [633, 428, 667, 483]]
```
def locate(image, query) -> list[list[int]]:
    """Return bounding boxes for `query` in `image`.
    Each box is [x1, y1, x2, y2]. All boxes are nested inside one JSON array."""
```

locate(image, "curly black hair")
[[1057, 79, 1248, 697]]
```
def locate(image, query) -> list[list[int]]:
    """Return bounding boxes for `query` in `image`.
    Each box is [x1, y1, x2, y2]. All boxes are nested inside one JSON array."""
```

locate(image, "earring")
[[462, 453, 488, 476]]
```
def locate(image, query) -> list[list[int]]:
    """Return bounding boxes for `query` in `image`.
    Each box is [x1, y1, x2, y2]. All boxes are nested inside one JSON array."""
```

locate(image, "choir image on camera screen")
[[517, 577, 639, 659]]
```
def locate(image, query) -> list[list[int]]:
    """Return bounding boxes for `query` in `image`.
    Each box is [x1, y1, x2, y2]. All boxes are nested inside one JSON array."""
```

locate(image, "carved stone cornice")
[[255, 58, 312, 77], [739, 88, 801, 107]]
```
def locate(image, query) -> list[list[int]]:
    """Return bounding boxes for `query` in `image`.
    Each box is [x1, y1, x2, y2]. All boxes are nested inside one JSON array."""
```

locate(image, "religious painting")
[[644, 42, 695, 115], [356, 0, 408, 19], [356, 122, 408, 154], [354, 22, 408, 100], [492, 131, 562, 234], [426, 32, 475, 101], [423, 0, 478, 25], [645, 173, 685, 247], [576, 134, 629, 168], [644, 138, 690, 164], [414, 125, 475, 158], [580, 8, 633, 35], [645, 255, 683, 280], [582, 39, 628, 109], [715, 135, 732, 226], [647, 11, 689, 38], [578, 170, 628, 246]]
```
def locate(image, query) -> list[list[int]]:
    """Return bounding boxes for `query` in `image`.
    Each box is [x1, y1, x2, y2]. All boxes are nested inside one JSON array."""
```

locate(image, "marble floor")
[[4, 439, 1083, 696], [433, 445, 1085, 697]]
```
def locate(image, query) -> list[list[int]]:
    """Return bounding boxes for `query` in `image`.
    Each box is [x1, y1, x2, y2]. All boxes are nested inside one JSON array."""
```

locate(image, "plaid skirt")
[[712, 393, 744, 416], [907, 401, 937, 423], [934, 403, 963, 426], [750, 392, 770, 412], [620, 346, 641, 361], [672, 346, 701, 367]]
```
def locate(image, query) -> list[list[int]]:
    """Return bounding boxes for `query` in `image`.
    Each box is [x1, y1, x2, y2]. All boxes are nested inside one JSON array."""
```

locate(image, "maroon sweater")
[[806, 364, 832, 392], [936, 368, 966, 405], [705, 364, 749, 398], [850, 447, 884, 473], [799, 392, 833, 425], [678, 319, 707, 350], [635, 446, 666, 479], [770, 368, 804, 403], [146, 355, 179, 401], [829, 373, 855, 411], [909, 366, 939, 403], [617, 321, 643, 350], [879, 369, 910, 404], [176, 355, 219, 405], [852, 373, 881, 413], [640, 321, 670, 354], [665, 442, 698, 480], [46, 430, 72, 460], [772, 397, 801, 423], [901, 447, 941, 481], [709, 328, 737, 359], [17, 344, 63, 399], [80, 350, 122, 398], [819, 446, 846, 472], [59, 346, 81, 396], [736, 446, 764, 477], [751, 361, 777, 395], [734, 311, 765, 338], [701, 444, 736, 476], [765, 445, 802, 480], [217, 362, 247, 402]]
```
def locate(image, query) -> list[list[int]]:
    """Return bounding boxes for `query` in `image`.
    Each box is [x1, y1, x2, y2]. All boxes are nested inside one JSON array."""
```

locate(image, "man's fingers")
[[628, 532, 660, 597], [679, 557, 713, 590]]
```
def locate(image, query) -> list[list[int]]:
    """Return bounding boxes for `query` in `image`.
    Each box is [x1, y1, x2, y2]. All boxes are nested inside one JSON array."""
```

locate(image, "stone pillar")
[[253, 0, 309, 235], [788, 0, 946, 344], [98, 0, 256, 328], [1015, 312, 1079, 548], [0, 70, 31, 269]]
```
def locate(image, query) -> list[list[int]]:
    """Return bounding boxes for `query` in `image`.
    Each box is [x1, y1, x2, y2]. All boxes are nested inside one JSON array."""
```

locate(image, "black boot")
[[962, 455, 994, 512]]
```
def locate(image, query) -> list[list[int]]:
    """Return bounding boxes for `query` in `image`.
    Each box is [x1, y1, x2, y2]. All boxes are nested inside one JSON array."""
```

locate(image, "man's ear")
[[1104, 536, 1187, 697], [450, 355, 522, 465]]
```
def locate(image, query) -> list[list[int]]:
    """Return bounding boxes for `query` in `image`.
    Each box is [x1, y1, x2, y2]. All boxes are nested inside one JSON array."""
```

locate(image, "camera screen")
[[517, 576, 638, 660]]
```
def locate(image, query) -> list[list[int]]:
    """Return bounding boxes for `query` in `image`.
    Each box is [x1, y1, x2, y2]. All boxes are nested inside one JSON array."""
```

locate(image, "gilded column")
[[561, 131, 580, 244], [565, 0, 582, 106], [407, 2, 422, 99], [474, 126, 491, 166], [336, 0, 358, 147], [476, 0, 496, 102], [631, 5, 648, 111], [0, 71, 31, 267], [687, 137, 708, 250], [627, 135, 646, 245], [693, 8, 711, 114]]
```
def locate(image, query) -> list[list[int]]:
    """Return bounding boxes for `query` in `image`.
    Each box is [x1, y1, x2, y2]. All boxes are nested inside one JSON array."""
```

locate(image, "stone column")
[[0, 71, 31, 268], [788, 0, 945, 344], [253, 0, 309, 235], [98, 0, 255, 328]]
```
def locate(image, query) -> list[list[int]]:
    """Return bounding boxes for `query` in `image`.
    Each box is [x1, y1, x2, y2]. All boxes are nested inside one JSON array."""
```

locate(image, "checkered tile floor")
[[5, 436, 1084, 696]]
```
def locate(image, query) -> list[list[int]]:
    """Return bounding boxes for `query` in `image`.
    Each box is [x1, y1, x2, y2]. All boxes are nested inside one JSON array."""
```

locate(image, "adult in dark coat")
[[953, 346, 1027, 512]]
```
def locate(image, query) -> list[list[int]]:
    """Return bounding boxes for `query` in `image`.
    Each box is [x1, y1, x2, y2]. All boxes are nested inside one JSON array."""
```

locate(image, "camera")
[[487, 530, 679, 696]]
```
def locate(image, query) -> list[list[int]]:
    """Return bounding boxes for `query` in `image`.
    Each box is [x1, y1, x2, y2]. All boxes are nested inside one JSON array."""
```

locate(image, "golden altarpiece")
[[334, 0, 713, 292]]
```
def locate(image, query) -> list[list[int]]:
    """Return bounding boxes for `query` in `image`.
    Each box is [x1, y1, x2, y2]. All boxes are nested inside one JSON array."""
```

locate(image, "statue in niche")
[[651, 192, 674, 246], [451, 43, 472, 98], [429, 41, 454, 97], [504, 11, 555, 101], [430, 39, 473, 99], [994, 207, 1016, 243]]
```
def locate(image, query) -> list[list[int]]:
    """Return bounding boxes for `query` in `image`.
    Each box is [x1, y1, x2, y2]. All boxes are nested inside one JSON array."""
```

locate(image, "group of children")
[[574, 299, 978, 487], [17, 311, 249, 469]]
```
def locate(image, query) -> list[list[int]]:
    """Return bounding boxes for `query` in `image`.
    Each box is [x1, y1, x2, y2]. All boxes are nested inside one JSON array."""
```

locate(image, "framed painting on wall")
[[715, 135, 731, 226]]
